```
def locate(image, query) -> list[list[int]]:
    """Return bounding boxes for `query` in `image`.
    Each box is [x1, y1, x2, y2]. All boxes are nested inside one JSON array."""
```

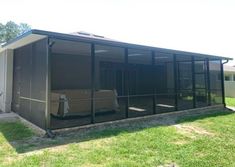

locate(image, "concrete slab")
[[0, 112, 45, 136], [0, 112, 19, 122], [226, 106, 235, 111]]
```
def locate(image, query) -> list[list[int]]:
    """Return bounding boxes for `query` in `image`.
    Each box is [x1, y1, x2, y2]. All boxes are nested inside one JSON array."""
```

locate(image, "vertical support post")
[[152, 51, 156, 114], [192, 56, 196, 108], [45, 38, 51, 130], [91, 43, 95, 123], [220, 60, 226, 107], [206, 58, 211, 106], [173, 54, 178, 111], [124, 48, 129, 118]]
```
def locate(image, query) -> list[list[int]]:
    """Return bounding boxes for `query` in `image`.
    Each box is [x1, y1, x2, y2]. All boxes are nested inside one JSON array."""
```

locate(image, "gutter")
[[222, 59, 230, 65]]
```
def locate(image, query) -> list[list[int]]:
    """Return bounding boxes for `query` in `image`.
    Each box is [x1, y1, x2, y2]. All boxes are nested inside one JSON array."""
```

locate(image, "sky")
[[1, 0, 235, 65]]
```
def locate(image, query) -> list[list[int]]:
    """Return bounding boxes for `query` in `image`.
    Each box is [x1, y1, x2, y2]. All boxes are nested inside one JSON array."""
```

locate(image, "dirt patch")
[[158, 162, 178, 167], [79, 137, 115, 149], [3, 156, 17, 164], [194, 151, 207, 158], [174, 124, 214, 137], [45, 144, 68, 153], [80, 163, 103, 167], [172, 140, 189, 145]]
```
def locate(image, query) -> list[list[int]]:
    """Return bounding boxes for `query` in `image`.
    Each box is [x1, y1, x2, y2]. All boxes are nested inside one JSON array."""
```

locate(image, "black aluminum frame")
[[173, 54, 178, 111], [45, 38, 51, 129], [220, 60, 226, 107], [192, 56, 196, 108], [124, 48, 129, 118], [206, 58, 211, 106], [152, 51, 156, 114], [91, 43, 95, 123], [44, 37, 226, 130]]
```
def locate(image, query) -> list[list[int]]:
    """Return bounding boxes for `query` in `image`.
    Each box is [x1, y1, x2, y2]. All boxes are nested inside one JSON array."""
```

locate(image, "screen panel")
[[154, 52, 175, 113], [19, 44, 32, 98], [13, 39, 47, 129], [176, 55, 193, 110], [50, 39, 92, 129], [209, 60, 222, 90], [209, 60, 223, 105], [94, 45, 126, 122], [31, 40, 47, 100], [194, 60, 208, 107], [12, 49, 22, 113], [128, 49, 153, 117]]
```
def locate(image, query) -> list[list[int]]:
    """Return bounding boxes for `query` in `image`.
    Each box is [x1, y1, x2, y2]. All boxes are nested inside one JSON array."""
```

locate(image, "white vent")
[[72, 31, 105, 39]]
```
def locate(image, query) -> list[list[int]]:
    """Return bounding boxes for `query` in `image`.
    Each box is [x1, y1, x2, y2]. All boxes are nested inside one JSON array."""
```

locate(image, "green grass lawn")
[[1, 110, 235, 167], [226, 97, 235, 107]]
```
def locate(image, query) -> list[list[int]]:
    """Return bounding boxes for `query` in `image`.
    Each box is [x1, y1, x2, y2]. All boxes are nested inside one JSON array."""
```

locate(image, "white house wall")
[[0, 49, 13, 112], [224, 71, 235, 98], [225, 80, 235, 98], [0, 51, 4, 112]]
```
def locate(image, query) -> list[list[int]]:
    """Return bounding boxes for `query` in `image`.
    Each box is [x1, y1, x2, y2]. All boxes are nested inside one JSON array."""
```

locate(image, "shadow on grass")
[[0, 109, 234, 154]]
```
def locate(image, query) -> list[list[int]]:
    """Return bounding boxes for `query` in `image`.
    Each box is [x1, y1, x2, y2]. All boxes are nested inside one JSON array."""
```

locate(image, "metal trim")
[[220, 60, 226, 106], [206, 58, 211, 106], [125, 48, 129, 118], [152, 51, 156, 114], [192, 56, 196, 108], [45, 37, 52, 129], [173, 54, 178, 111], [19, 96, 46, 103], [91, 43, 95, 123]]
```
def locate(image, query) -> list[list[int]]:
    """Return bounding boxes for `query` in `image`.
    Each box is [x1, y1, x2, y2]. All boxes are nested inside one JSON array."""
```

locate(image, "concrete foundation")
[[53, 105, 226, 134]]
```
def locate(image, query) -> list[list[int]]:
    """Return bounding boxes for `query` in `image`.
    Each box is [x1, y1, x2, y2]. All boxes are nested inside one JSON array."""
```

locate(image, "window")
[[225, 75, 230, 81]]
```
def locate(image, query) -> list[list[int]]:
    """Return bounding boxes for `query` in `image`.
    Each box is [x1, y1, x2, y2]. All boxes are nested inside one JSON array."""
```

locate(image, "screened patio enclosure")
[[10, 30, 227, 130]]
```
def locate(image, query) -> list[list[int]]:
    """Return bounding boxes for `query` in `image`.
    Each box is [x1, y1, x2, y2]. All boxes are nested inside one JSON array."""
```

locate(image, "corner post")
[[192, 56, 196, 108], [206, 58, 211, 106], [45, 38, 52, 131], [173, 54, 178, 111], [152, 51, 156, 114], [220, 60, 226, 107], [124, 48, 129, 118], [91, 43, 95, 123]]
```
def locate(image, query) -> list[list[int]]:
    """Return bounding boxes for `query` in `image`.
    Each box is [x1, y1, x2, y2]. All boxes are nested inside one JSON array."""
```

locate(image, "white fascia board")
[[0, 34, 47, 53]]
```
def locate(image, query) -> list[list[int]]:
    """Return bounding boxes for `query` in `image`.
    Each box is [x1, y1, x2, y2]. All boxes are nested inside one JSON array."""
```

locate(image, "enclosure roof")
[[0, 29, 233, 61]]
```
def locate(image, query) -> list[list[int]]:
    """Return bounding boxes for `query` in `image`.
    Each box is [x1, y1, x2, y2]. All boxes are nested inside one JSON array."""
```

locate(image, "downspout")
[[221, 59, 229, 108], [222, 59, 229, 65], [45, 38, 56, 138]]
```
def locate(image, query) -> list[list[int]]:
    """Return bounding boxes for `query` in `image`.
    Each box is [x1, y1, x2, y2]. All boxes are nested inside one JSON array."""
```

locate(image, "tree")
[[0, 21, 31, 43]]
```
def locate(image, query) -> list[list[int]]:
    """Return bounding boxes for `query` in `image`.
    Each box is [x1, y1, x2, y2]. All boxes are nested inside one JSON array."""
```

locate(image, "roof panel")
[[1, 29, 233, 61]]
